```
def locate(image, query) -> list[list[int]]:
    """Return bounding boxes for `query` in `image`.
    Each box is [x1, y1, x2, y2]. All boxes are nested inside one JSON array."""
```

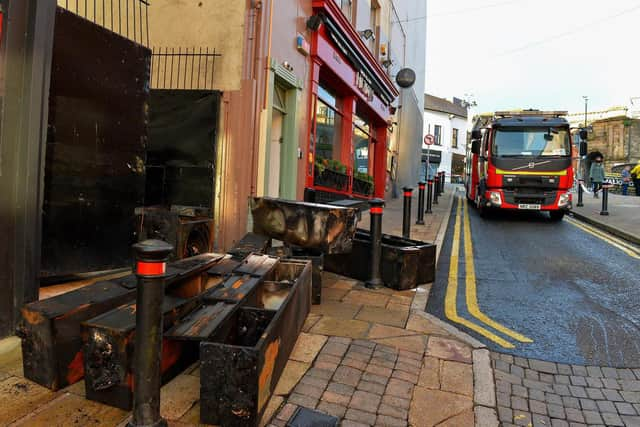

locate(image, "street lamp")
[[583, 96, 588, 128]]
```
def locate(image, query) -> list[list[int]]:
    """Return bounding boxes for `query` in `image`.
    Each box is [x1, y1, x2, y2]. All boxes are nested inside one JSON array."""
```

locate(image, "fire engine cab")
[[465, 110, 574, 220]]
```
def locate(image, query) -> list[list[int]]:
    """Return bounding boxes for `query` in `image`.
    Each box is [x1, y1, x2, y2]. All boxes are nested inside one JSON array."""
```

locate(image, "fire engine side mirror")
[[579, 141, 588, 156], [471, 139, 481, 154]]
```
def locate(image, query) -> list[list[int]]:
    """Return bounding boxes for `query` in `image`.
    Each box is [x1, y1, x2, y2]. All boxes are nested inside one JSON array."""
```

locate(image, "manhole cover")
[[286, 407, 339, 427]]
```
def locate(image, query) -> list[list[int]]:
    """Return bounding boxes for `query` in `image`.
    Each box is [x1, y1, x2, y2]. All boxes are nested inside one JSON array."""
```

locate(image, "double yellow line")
[[445, 196, 533, 349], [565, 217, 640, 259]]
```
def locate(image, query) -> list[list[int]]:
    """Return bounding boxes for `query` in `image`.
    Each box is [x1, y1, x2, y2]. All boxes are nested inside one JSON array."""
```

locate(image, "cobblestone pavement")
[[0, 187, 493, 427], [263, 270, 486, 427], [492, 352, 640, 427]]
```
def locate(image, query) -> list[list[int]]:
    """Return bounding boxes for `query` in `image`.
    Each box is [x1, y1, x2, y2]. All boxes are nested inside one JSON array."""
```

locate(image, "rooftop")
[[424, 94, 468, 118]]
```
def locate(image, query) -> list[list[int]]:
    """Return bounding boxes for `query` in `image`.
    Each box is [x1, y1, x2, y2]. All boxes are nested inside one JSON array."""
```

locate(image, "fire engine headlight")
[[489, 191, 502, 206], [558, 193, 571, 207]]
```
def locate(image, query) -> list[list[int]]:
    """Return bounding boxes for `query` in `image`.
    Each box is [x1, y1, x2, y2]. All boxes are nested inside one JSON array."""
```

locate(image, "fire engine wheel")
[[475, 194, 487, 218], [549, 211, 565, 221]]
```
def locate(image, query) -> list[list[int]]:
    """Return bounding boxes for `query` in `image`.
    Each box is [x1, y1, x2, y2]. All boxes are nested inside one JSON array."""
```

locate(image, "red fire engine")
[[465, 110, 574, 220]]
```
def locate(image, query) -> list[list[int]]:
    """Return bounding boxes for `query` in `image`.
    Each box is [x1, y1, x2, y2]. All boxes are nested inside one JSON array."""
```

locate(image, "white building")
[[385, 0, 427, 196], [422, 94, 469, 183]]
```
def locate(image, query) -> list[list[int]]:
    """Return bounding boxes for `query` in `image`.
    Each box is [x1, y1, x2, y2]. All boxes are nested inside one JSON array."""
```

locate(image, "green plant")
[[354, 171, 374, 183]]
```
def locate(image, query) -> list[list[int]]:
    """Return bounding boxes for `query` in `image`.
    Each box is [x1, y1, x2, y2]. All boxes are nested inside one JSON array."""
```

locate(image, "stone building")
[[586, 116, 640, 172]]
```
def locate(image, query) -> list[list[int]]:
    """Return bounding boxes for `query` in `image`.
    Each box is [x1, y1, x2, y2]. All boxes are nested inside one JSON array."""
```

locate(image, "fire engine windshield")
[[492, 128, 570, 157]]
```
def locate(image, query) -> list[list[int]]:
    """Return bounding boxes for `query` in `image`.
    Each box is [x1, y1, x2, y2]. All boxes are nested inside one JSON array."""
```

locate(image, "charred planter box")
[[82, 295, 200, 410], [290, 247, 323, 305], [324, 230, 436, 290], [200, 259, 312, 426], [250, 197, 358, 254], [17, 253, 224, 390]]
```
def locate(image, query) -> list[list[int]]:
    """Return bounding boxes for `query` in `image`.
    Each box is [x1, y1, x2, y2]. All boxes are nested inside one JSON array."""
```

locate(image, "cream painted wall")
[[148, 0, 246, 91], [57, 0, 246, 91]]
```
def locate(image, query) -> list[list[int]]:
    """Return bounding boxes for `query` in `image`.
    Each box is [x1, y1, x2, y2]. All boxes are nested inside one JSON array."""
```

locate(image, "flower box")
[[352, 177, 373, 196], [314, 168, 349, 191]]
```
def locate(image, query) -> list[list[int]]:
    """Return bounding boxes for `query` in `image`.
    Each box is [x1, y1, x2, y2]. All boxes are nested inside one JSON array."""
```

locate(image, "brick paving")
[[492, 351, 640, 427], [264, 266, 480, 427], [4, 185, 639, 427]]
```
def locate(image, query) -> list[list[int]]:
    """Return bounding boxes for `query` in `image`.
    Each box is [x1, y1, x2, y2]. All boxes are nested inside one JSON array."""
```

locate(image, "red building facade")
[[305, 0, 398, 202]]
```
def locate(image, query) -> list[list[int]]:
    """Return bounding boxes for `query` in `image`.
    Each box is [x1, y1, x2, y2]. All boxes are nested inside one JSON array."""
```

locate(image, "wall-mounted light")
[[358, 29, 375, 40], [282, 61, 294, 72], [306, 15, 324, 31]]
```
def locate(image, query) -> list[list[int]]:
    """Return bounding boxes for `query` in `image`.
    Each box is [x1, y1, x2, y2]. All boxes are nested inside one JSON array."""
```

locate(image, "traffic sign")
[[424, 134, 435, 145]]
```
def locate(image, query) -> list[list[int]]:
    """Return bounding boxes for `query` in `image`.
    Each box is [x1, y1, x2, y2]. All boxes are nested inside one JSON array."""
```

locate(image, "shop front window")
[[352, 115, 374, 195], [314, 87, 348, 190]]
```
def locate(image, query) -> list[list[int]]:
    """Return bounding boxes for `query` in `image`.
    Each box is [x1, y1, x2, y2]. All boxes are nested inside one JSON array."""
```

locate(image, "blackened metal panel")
[[324, 230, 437, 290], [41, 8, 150, 277], [0, 0, 56, 337], [145, 90, 220, 208], [250, 197, 359, 254]]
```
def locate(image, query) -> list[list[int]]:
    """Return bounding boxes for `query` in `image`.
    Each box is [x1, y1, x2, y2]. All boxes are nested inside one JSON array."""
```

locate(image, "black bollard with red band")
[[366, 198, 385, 289], [440, 172, 445, 194], [426, 179, 433, 214], [416, 182, 426, 225], [577, 179, 584, 207], [128, 239, 174, 427], [402, 187, 413, 238], [433, 176, 439, 205], [600, 184, 611, 216]]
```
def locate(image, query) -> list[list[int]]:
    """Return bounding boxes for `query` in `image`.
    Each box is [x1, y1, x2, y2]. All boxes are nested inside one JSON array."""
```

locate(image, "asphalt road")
[[426, 189, 640, 367]]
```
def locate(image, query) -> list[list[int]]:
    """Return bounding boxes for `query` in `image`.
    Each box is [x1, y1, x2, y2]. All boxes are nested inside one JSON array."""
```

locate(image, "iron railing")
[[151, 47, 222, 90], [58, 0, 149, 46]]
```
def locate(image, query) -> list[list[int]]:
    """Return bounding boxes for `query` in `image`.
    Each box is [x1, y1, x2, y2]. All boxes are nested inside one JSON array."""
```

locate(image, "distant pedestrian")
[[631, 161, 640, 196], [589, 156, 605, 198], [621, 165, 631, 196]]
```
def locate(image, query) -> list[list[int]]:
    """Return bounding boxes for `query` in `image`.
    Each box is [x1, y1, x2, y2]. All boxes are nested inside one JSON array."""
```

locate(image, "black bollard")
[[600, 184, 610, 216], [439, 172, 445, 195], [433, 176, 439, 205], [426, 179, 433, 214], [128, 239, 174, 427], [577, 179, 584, 207], [366, 198, 385, 289], [402, 187, 413, 238], [416, 182, 426, 225]]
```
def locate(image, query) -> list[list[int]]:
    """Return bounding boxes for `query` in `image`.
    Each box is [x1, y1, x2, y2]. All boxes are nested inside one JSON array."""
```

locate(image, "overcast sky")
[[425, 0, 640, 115]]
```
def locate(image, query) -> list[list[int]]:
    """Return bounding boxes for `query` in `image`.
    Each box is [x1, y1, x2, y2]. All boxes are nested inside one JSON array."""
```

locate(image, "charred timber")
[[250, 197, 358, 254], [324, 230, 436, 290], [228, 232, 272, 260], [83, 254, 292, 410], [200, 259, 312, 426], [82, 295, 201, 410], [17, 253, 225, 390]]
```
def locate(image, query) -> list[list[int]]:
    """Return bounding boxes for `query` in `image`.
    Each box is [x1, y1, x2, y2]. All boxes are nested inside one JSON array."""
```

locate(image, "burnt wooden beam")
[[228, 232, 272, 260], [82, 295, 201, 410], [165, 302, 235, 341], [234, 254, 279, 277], [18, 253, 225, 390], [200, 260, 312, 426]]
